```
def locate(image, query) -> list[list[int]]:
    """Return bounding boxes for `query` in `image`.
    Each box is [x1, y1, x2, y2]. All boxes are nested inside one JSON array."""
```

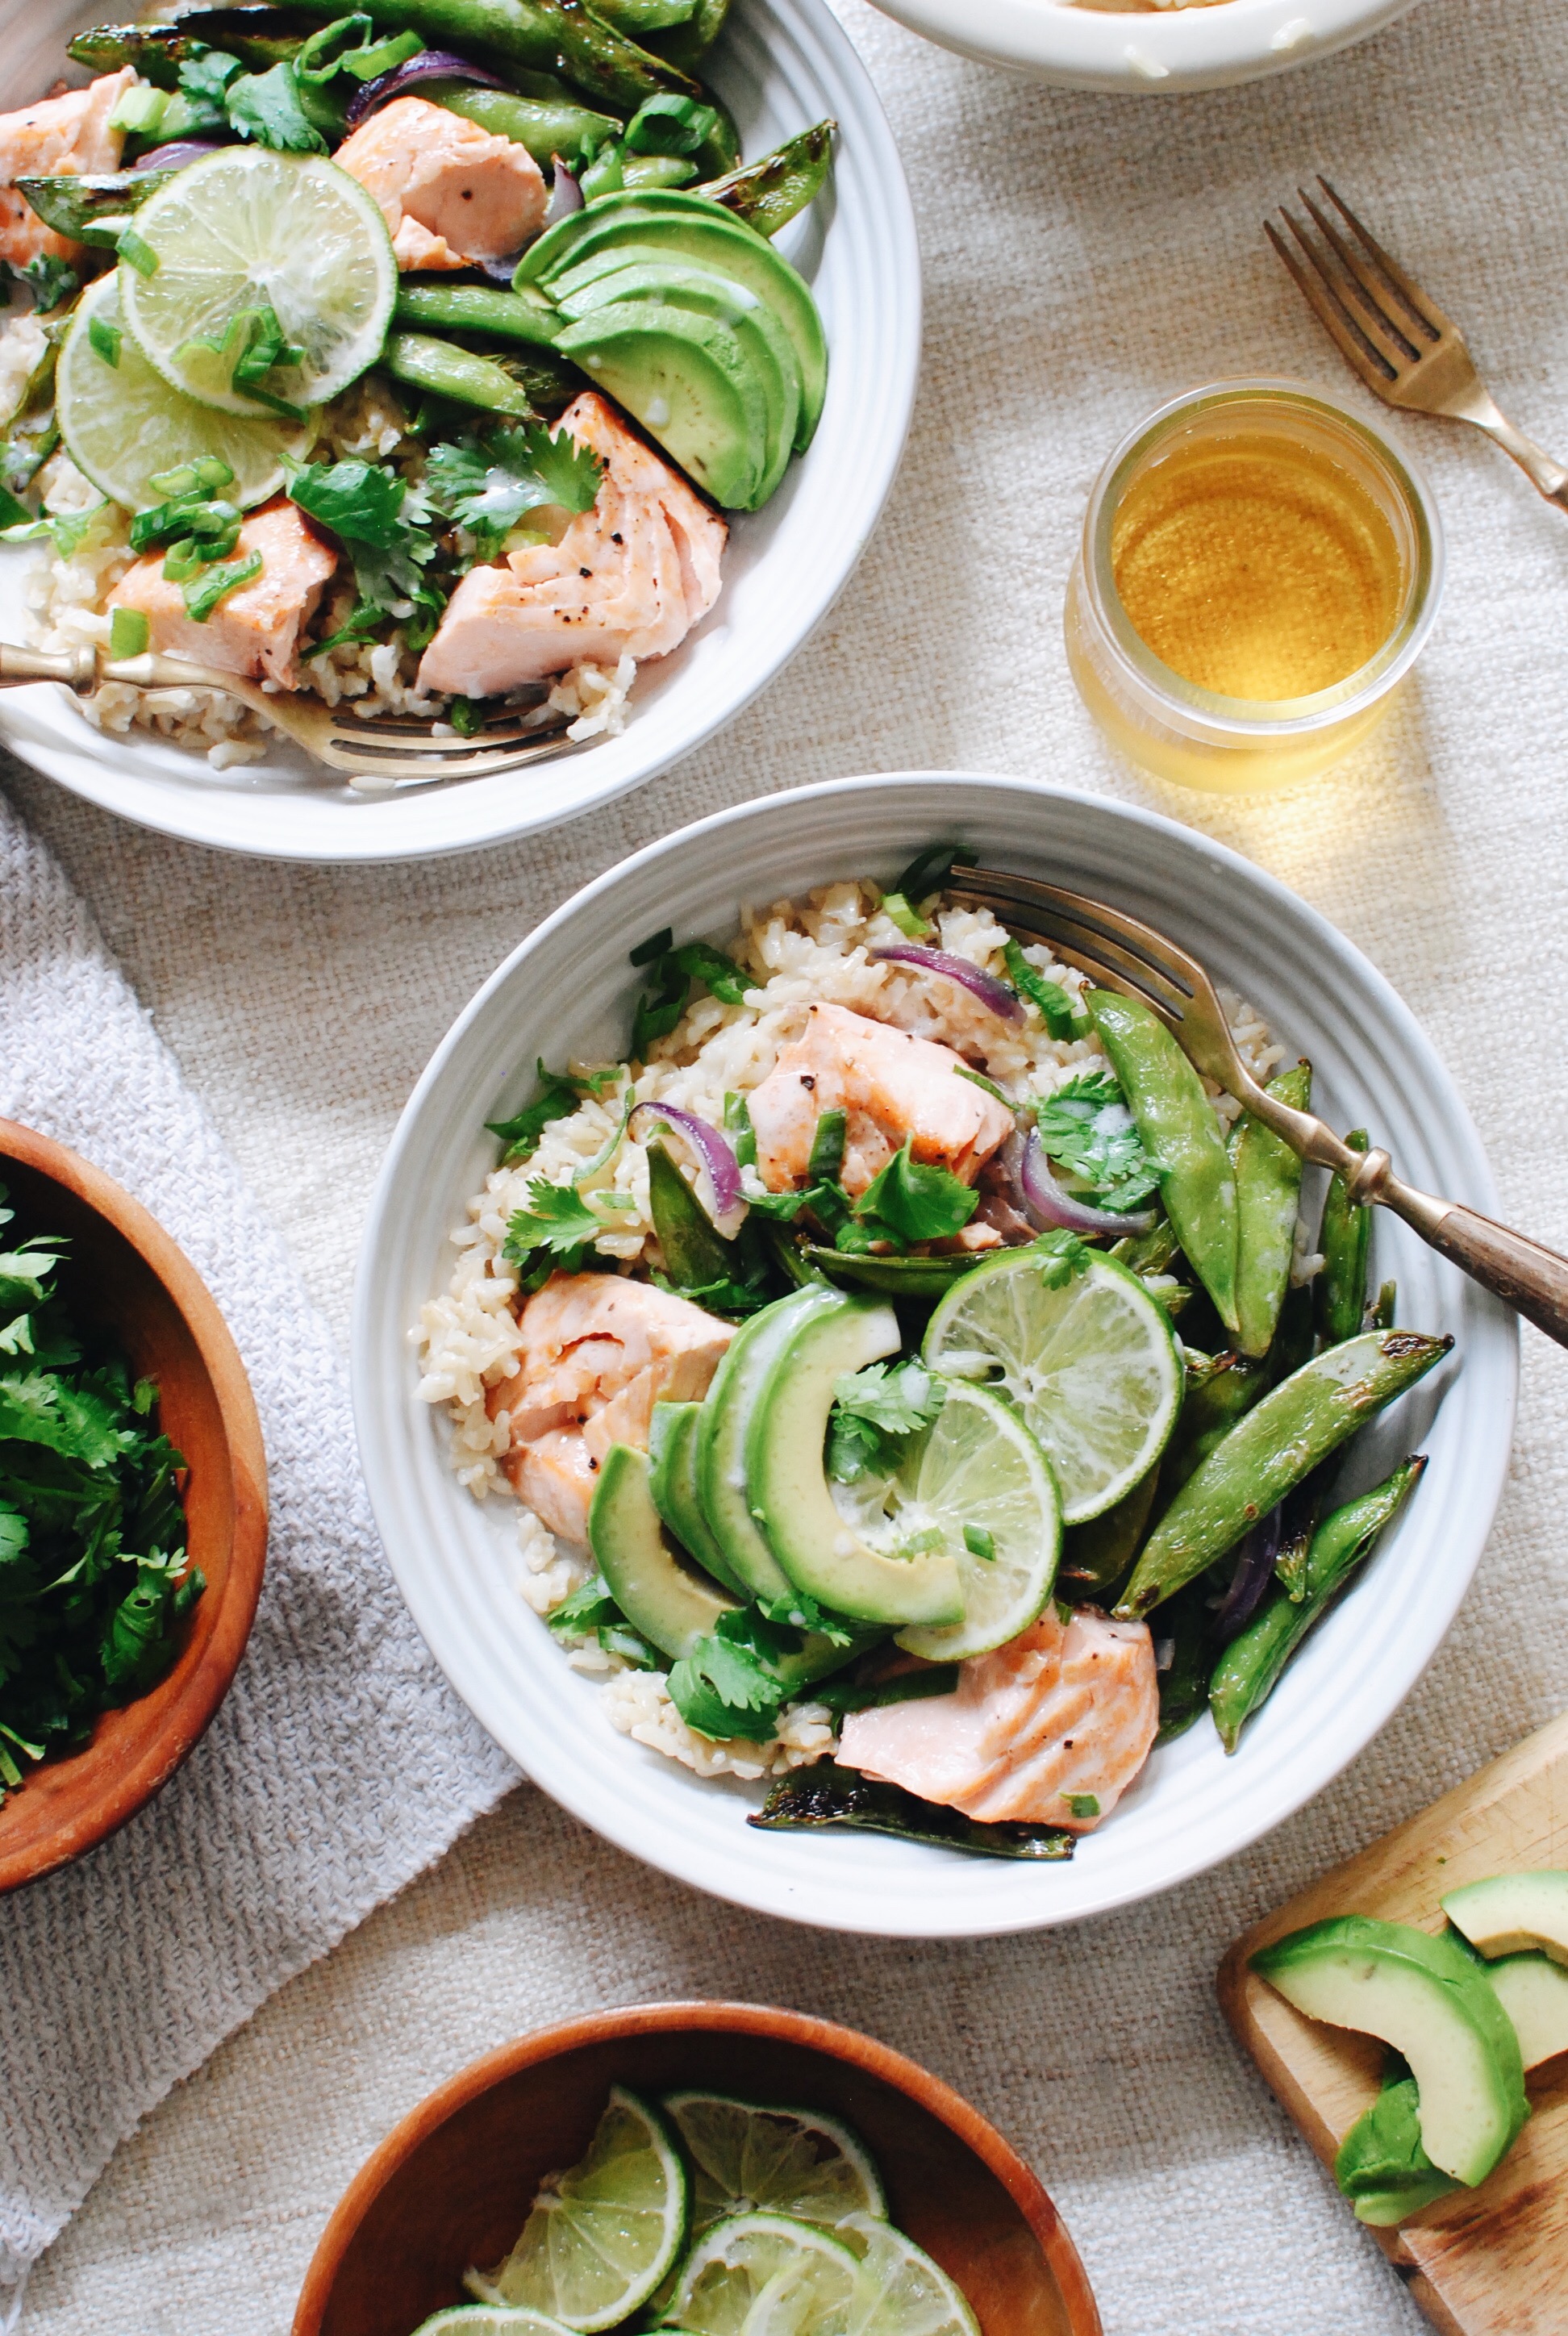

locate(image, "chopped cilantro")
[[1065, 1792, 1100, 1819], [1035, 1229, 1091, 1288], [25, 256, 80, 314], [1003, 939, 1077, 1040], [890, 842, 976, 905], [178, 48, 243, 108], [1033, 1070, 1159, 1210], [545, 1574, 623, 1637], [289, 458, 408, 549], [116, 227, 159, 278], [486, 1061, 598, 1161], [827, 1358, 945, 1483], [807, 1108, 846, 1184], [425, 419, 603, 553], [757, 1591, 858, 1646], [669, 1615, 786, 1742], [854, 1141, 978, 1246], [628, 929, 747, 1060], [503, 1178, 603, 1266], [225, 60, 327, 152]]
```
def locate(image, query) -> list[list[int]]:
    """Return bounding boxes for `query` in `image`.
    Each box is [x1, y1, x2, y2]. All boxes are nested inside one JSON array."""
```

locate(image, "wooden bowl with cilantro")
[[0, 1119, 266, 1893]]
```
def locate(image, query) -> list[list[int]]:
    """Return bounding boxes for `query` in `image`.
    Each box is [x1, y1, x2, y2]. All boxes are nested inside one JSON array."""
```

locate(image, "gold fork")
[[1266, 177, 1568, 509], [0, 641, 578, 789], [950, 866, 1568, 1348]]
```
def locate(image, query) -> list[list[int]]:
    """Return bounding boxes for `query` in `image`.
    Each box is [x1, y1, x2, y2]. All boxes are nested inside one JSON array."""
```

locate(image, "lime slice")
[[470, 2086, 688, 2332], [890, 1377, 1061, 1661], [662, 2212, 857, 2335], [57, 273, 308, 513], [757, 2213, 978, 2336], [662, 2094, 886, 2240], [923, 1248, 1181, 1526], [412, 2313, 575, 2334], [119, 146, 396, 416]]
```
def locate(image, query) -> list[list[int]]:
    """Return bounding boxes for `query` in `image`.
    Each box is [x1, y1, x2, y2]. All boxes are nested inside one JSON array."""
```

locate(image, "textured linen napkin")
[[0, 794, 516, 2288]]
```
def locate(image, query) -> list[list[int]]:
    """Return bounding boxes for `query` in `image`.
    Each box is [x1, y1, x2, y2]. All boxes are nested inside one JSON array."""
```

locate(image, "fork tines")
[[1266, 177, 1453, 398], [947, 867, 1197, 1027]]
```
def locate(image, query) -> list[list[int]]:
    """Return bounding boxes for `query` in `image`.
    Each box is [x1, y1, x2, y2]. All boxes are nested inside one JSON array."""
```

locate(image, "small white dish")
[[0, 0, 919, 863], [862, 0, 1423, 97], [352, 772, 1516, 1937]]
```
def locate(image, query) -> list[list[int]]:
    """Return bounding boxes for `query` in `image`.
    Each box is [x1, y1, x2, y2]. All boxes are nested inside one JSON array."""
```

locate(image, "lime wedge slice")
[[662, 2212, 857, 2335], [923, 1248, 1181, 1526], [662, 2094, 886, 2240], [119, 146, 396, 416], [57, 272, 308, 513], [755, 2213, 978, 2336], [412, 2312, 576, 2334], [469, 2086, 689, 2332], [890, 1377, 1061, 1661]]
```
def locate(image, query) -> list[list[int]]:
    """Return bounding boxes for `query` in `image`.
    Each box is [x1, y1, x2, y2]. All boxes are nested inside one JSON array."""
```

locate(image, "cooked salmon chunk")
[[487, 1270, 732, 1542], [837, 1608, 1159, 1831], [106, 500, 337, 691], [0, 69, 135, 269], [747, 1002, 1015, 1198], [334, 95, 547, 272], [417, 392, 728, 696]]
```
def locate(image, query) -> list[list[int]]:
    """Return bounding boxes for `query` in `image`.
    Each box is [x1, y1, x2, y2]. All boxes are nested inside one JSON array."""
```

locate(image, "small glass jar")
[[1065, 379, 1444, 795]]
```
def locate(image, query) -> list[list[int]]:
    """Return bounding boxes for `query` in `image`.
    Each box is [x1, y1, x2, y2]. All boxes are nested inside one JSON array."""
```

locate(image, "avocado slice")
[[648, 1400, 744, 1596], [1483, 1951, 1568, 2068], [1334, 2071, 1459, 2225], [551, 255, 801, 506], [1441, 1871, 1568, 1966], [517, 186, 755, 286], [696, 1287, 832, 1603], [747, 1294, 965, 1629], [1250, 1915, 1528, 2186], [588, 1441, 736, 1662], [531, 207, 827, 450], [554, 299, 768, 509]]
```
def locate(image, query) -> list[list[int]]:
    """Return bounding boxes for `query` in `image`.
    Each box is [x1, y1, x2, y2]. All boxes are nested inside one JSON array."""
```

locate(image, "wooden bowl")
[[0, 1118, 268, 1892], [293, 2000, 1102, 2336]]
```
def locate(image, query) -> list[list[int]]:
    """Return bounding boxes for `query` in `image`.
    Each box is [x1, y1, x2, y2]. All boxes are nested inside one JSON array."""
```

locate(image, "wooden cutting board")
[[1218, 1712, 1568, 2336]]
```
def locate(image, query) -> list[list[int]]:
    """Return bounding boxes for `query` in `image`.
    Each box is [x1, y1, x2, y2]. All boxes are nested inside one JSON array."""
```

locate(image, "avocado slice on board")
[[555, 299, 767, 509], [529, 206, 827, 449], [1441, 1870, 1568, 1965], [1447, 1918, 1568, 2069], [552, 255, 801, 506], [1333, 2073, 1459, 2225], [589, 1441, 737, 1662], [1251, 1915, 1528, 2187], [747, 1293, 965, 1629]]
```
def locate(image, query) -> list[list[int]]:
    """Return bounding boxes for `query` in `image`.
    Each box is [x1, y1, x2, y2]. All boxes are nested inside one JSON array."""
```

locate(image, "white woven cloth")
[[5, 1, 1568, 2330], [0, 800, 516, 2289]]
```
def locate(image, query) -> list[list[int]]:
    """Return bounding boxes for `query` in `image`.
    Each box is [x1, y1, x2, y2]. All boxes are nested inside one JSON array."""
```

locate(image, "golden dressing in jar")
[[1109, 430, 1404, 702]]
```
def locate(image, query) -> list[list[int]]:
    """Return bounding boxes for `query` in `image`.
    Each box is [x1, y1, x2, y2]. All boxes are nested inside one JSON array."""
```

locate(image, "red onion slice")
[[344, 51, 510, 133], [1216, 1504, 1285, 1640], [871, 944, 1024, 1023], [131, 140, 227, 171], [544, 155, 584, 224], [629, 1103, 746, 1238], [1014, 1130, 1157, 1237]]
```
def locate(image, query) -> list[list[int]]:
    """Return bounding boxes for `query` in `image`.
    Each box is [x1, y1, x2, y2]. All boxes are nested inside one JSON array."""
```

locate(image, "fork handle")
[[1353, 1151, 1568, 1347], [0, 643, 94, 690], [1453, 392, 1568, 506]]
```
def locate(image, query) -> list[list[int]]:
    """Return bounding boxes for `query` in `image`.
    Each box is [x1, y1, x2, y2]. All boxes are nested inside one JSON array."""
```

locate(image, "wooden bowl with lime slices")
[[0, 1118, 267, 1892], [292, 2000, 1101, 2336]]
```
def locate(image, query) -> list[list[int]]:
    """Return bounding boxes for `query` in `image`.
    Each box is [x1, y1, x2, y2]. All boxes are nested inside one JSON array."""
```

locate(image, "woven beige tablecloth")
[[7, 0, 1568, 2326]]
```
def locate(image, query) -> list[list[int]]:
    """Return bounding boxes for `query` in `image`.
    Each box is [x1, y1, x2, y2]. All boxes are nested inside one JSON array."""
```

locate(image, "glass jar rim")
[[1081, 378, 1445, 740]]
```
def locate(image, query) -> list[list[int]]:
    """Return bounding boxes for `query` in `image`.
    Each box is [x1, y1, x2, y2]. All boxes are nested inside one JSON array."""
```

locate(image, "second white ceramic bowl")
[[862, 0, 1423, 96], [353, 772, 1515, 1936]]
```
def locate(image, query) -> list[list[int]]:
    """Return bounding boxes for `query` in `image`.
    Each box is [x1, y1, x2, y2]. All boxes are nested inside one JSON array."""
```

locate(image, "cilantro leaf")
[[425, 419, 603, 551], [502, 1179, 603, 1270], [1003, 939, 1077, 1041], [486, 1059, 619, 1164], [757, 1591, 858, 1646], [853, 1142, 978, 1245], [23, 256, 79, 314], [724, 1091, 757, 1168], [225, 61, 327, 152], [1034, 1229, 1091, 1288], [826, 1358, 945, 1483], [1033, 1071, 1159, 1209], [669, 1628, 785, 1742], [289, 458, 408, 549], [178, 48, 242, 106], [545, 1574, 623, 1638]]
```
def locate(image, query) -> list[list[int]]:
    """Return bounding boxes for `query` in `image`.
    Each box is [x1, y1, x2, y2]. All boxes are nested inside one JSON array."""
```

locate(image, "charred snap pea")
[[1116, 1333, 1449, 1619], [1272, 1463, 1330, 1603], [749, 1762, 1075, 1860], [1230, 1061, 1312, 1360], [1317, 1127, 1373, 1346], [640, 0, 728, 71], [646, 1137, 729, 1289], [1088, 988, 1239, 1337], [17, 172, 174, 250], [1366, 1277, 1397, 1332], [1208, 1458, 1426, 1752], [423, 79, 620, 165], [701, 119, 834, 238], [1166, 1349, 1270, 1491], [1059, 1466, 1158, 1598], [314, 0, 703, 111], [393, 282, 562, 347], [799, 1246, 973, 1299], [380, 330, 540, 413], [69, 12, 305, 81], [1152, 1578, 1214, 1744]]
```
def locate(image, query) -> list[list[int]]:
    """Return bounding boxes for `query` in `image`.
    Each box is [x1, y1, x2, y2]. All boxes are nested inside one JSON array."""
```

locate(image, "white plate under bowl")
[[863, 0, 1422, 96], [0, 0, 918, 862], [352, 773, 1516, 1937]]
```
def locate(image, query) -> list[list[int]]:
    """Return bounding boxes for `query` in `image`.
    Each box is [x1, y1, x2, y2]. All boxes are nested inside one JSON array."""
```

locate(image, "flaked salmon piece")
[[0, 69, 135, 269], [334, 95, 547, 272], [487, 1270, 732, 1542], [837, 1608, 1159, 1832], [747, 1002, 1016, 1198], [106, 499, 336, 691], [416, 392, 728, 697]]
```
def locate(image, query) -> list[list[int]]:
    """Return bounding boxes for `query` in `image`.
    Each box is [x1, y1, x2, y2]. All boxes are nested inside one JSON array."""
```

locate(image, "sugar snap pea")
[[1366, 1277, 1397, 1332], [641, 0, 727, 70], [1115, 1334, 1448, 1619], [393, 283, 562, 348], [423, 80, 620, 165], [700, 120, 834, 238], [1316, 1127, 1372, 1346], [1059, 1466, 1158, 1598], [1087, 989, 1239, 1336], [16, 173, 174, 250], [380, 331, 539, 413], [320, 0, 703, 111], [1229, 1061, 1312, 1359], [1272, 1463, 1329, 1602], [646, 1137, 729, 1289], [1153, 1578, 1214, 1743], [1166, 1349, 1269, 1491], [1208, 1457, 1426, 1751]]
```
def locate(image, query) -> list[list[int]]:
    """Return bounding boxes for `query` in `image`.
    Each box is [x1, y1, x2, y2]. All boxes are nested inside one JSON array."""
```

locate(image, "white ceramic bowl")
[[864, 0, 1422, 96], [352, 773, 1516, 1937], [0, 0, 918, 863]]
